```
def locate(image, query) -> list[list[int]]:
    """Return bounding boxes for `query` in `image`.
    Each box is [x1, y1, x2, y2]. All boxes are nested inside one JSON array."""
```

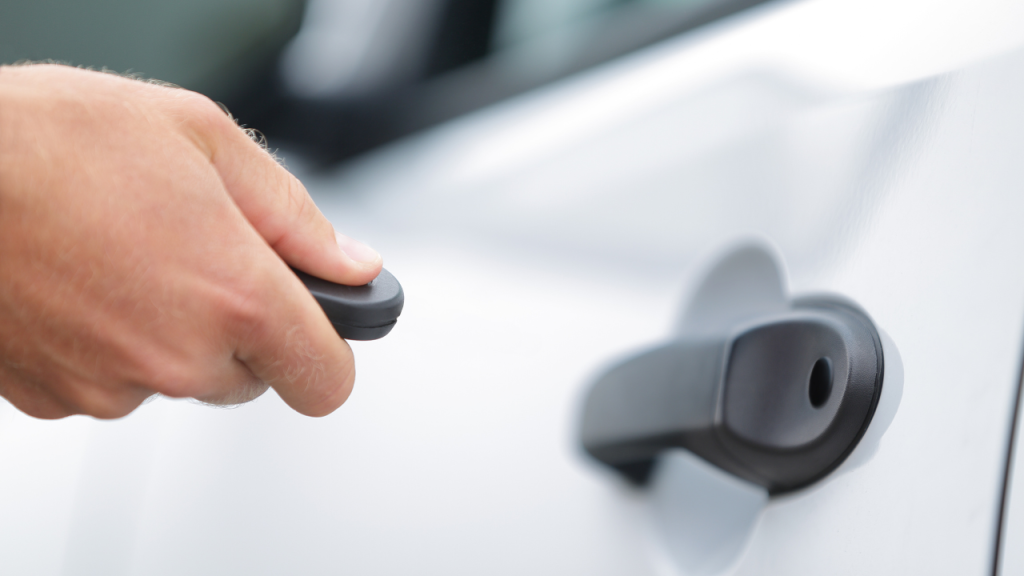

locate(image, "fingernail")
[[336, 232, 380, 264]]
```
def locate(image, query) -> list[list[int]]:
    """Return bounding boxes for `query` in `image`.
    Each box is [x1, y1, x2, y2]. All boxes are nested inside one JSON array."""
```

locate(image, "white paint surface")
[[2, 1, 1024, 574]]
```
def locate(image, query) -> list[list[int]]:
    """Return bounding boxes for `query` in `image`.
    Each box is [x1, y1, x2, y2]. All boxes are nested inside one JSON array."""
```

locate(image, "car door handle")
[[580, 298, 883, 494]]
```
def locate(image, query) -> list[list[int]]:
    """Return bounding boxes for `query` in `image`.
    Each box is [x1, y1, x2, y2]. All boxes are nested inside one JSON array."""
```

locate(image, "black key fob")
[[294, 268, 404, 341]]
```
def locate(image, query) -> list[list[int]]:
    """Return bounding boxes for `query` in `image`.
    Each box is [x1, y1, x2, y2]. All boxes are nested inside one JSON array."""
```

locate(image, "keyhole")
[[809, 357, 833, 408]]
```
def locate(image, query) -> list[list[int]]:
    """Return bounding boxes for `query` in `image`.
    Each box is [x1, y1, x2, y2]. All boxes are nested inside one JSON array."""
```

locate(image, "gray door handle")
[[580, 298, 883, 494]]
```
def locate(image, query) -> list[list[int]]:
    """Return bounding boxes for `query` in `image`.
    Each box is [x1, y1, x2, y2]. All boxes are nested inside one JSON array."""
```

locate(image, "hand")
[[0, 64, 382, 419]]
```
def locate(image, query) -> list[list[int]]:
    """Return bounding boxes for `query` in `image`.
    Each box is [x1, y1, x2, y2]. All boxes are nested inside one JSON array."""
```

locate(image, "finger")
[[199, 106, 382, 286], [232, 259, 355, 417], [128, 329, 271, 407], [184, 357, 271, 407], [39, 375, 153, 420], [0, 369, 73, 419]]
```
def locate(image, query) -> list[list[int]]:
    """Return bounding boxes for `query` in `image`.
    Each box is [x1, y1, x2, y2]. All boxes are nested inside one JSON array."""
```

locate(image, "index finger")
[[187, 96, 383, 286]]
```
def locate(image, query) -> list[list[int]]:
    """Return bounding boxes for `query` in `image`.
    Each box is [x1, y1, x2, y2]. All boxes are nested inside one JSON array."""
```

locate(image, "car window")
[[255, 0, 776, 162], [495, 0, 723, 49]]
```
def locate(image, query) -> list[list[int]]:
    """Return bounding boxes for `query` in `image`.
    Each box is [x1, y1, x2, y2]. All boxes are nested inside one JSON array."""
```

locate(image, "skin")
[[0, 64, 383, 419]]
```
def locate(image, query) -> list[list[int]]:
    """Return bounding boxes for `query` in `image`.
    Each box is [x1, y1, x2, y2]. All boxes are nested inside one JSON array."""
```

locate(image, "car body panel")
[[3, 2, 1024, 575]]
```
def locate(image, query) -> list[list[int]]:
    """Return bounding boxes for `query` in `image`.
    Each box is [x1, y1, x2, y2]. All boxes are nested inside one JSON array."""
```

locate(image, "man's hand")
[[0, 64, 382, 419]]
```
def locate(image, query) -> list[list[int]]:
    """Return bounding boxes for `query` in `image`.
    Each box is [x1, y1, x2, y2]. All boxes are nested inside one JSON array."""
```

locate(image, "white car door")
[[3, 1, 1024, 575]]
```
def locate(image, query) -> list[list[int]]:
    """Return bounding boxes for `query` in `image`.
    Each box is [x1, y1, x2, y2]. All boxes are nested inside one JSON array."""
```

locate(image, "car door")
[[2, 1, 1024, 575]]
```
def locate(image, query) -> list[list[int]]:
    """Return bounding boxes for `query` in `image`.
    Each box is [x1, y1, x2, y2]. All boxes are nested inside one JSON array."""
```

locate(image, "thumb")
[[202, 114, 382, 286]]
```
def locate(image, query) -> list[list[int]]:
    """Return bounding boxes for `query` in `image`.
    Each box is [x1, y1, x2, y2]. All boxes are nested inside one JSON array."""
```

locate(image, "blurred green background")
[[0, 0, 770, 161], [0, 0, 304, 102]]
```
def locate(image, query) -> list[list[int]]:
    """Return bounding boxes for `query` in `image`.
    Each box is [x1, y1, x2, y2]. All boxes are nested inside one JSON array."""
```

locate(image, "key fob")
[[294, 268, 404, 341]]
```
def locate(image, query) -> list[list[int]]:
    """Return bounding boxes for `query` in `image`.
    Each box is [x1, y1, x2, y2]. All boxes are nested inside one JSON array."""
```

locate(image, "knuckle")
[[122, 345, 202, 399], [16, 400, 72, 420], [4, 391, 73, 420], [181, 92, 227, 124], [174, 92, 234, 151], [27, 406, 73, 420], [86, 396, 144, 420], [267, 176, 319, 251], [0, 370, 73, 419], [60, 382, 145, 420], [199, 380, 269, 407], [220, 278, 274, 345], [141, 362, 201, 399], [285, 175, 310, 215]]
